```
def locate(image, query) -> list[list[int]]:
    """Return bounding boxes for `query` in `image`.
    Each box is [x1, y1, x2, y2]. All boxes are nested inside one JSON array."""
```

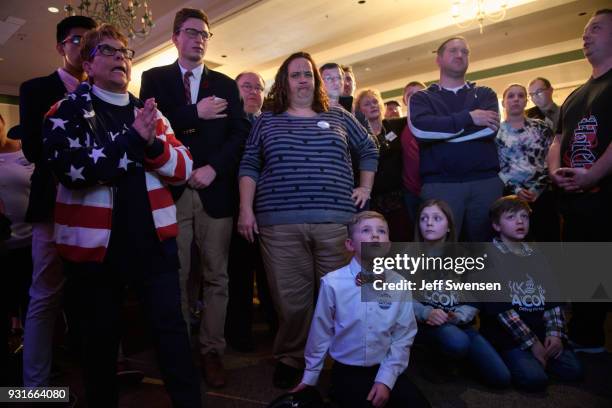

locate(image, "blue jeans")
[[501, 347, 583, 392], [417, 324, 511, 387]]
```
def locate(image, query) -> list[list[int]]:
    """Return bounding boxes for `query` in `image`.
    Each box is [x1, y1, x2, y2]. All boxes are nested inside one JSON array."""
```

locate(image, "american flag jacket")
[[43, 82, 193, 263]]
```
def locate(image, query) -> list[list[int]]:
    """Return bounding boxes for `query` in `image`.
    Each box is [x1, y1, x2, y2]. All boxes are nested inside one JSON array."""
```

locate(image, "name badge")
[[377, 293, 392, 310], [385, 131, 397, 142]]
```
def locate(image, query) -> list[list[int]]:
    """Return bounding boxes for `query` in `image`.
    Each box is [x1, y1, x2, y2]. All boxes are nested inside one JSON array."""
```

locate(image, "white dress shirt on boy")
[[302, 257, 417, 389]]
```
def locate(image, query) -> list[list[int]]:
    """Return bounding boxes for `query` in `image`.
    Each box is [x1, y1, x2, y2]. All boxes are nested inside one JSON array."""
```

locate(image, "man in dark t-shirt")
[[547, 8, 612, 352]]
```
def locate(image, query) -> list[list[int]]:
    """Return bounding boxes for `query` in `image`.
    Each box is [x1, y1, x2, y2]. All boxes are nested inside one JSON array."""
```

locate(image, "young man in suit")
[[140, 7, 250, 388], [19, 15, 96, 387]]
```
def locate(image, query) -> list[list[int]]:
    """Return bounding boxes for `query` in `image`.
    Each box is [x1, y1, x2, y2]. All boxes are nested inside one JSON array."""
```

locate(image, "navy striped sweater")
[[239, 107, 378, 226]]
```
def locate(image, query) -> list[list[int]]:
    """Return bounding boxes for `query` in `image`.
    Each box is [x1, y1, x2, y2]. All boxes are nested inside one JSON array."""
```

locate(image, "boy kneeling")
[[477, 196, 583, 392], [292, 211, 430, 408]]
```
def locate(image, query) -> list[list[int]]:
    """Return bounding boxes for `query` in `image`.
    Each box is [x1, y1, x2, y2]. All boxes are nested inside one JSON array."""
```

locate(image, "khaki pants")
[[176, 188, 233, 355], [259, 223, 349, 368]]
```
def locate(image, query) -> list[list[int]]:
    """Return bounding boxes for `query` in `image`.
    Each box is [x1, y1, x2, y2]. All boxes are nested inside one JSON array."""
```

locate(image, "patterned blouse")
[[496, 118, 553, 197]]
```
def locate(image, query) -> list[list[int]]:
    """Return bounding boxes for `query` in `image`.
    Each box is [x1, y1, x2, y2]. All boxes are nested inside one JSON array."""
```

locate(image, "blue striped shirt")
[[239, 107, 378, 226]]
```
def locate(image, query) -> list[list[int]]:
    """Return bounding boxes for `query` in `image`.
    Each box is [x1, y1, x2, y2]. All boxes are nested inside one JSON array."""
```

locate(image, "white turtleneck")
[[92, 85, 130, 106]]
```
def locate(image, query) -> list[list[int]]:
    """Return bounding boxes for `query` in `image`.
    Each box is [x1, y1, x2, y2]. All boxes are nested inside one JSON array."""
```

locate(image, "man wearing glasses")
[[42, 24, 201, 407], [19, 15, 96, 388], [319, 62, 345, 108], [225, 71, 278, 353], [526, 77, 560, 130], [320, 62, 359, 117], [140, 8, 249, 389], [236, 71, 265, 120]]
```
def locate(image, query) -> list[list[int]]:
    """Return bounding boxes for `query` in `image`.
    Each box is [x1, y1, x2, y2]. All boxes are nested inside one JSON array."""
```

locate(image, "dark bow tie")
[[356, 271, 386, 286]]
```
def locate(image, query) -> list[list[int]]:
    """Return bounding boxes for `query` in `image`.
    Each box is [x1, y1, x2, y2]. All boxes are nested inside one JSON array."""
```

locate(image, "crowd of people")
[[1, 6, 611, 408]]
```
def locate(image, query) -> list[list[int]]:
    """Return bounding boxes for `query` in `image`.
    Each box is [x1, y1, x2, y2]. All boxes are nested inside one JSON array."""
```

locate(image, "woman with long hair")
[[238, 52, 378, 388], [412, 199, 510, 387]]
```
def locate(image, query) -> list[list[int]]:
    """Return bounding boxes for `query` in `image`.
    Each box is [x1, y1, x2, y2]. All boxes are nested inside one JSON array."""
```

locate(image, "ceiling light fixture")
[[63, 1, 154, 39], [48, 6, 60, 13], [451, 0, 507, 34]]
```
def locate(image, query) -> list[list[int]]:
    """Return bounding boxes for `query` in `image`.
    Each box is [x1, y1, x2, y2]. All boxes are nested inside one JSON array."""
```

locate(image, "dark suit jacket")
[[140, 61, 250, 218], [20, 71, 68, 222], [372, 117, 406, 195], [384, 117, 408, 137]]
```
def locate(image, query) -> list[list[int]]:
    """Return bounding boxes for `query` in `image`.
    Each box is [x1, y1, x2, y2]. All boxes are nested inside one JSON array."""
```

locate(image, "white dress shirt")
[[57, 68, 80, 93], [178, 63, 204, 105], [302, 257, 417, 389]]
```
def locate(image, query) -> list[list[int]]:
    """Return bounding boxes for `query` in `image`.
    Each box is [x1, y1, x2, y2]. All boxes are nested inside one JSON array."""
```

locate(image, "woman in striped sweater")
[[238, 51, 378, 389]]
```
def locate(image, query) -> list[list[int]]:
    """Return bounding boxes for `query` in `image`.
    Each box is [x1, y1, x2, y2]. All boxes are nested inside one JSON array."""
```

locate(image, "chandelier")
[[451, 0, 507, 34], [64, 0, 154, 39]]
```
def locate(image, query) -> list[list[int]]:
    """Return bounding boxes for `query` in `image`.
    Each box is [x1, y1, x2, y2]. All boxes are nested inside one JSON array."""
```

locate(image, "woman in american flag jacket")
[[41, 24, 201, 408], [43, 80, 192, 263]]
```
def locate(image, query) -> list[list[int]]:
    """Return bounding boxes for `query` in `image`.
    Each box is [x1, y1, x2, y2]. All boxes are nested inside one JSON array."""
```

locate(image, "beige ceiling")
[[0, 0, 608, 100]]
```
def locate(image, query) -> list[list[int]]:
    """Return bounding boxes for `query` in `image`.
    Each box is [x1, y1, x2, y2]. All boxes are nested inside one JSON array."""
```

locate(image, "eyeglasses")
[[323, 75, 343, 83], [61, 35, 82, 45], [176, 28, 213, 40], [528, 88, 549, 99], [90, 44, 136, 60], [240, 83, 264, 93]]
